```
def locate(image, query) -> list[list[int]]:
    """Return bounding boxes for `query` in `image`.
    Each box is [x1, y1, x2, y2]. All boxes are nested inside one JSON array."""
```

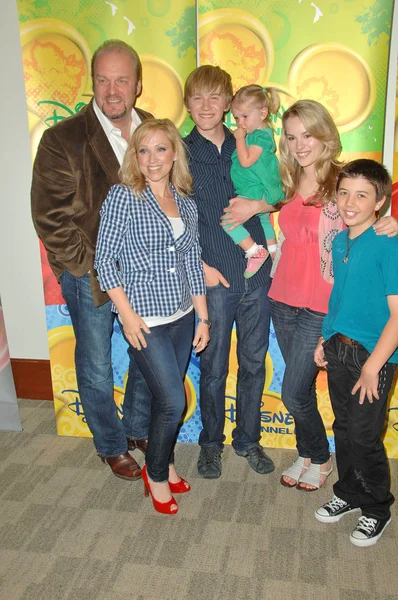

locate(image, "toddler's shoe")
[[244, 247, 269, 279]]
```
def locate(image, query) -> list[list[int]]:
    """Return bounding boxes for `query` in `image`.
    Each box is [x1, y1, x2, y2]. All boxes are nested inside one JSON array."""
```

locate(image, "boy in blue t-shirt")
[[313, 159, 398, 547]]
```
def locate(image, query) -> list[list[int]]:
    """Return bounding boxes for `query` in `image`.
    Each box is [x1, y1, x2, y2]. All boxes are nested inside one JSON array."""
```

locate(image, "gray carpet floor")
[[1, 399, 398, 600]]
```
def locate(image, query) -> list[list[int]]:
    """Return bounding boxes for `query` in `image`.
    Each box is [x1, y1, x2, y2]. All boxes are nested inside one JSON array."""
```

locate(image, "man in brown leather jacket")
[[32, 40, 152, 480]]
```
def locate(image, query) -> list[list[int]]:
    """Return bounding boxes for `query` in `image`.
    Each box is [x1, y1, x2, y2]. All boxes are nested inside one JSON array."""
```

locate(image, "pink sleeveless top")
[[269, 193, 332, 314]]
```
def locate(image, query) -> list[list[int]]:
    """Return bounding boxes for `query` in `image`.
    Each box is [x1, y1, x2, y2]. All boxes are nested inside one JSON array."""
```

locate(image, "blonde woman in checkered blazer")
[[95, 119, 209, 515]]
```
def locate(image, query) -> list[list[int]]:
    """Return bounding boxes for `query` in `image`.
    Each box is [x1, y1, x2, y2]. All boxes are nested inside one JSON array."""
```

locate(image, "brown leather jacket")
[[31, 99, 153, 306]]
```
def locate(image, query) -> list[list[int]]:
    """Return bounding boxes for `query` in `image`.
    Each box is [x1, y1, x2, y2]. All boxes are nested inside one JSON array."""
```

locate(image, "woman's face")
[[284, 115, 325, 172], [137, 130, 176, 186]]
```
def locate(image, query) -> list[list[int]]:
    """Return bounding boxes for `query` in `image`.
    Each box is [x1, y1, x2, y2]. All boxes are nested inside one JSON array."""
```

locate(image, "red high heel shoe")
[[142, 465, 178, 515], [169, 477, 191, 494]]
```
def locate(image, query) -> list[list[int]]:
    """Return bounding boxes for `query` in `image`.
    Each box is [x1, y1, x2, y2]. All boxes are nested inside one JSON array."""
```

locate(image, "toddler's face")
[[232, 100, 267, 134]]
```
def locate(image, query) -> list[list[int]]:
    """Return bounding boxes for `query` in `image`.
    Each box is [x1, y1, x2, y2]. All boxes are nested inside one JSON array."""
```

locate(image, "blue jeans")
[[123, 342, 151, 440], [128, 311, 195, 482], [60, 272, 150, 456], [199, 283, 271, 452], [270, 299, 330, 464]]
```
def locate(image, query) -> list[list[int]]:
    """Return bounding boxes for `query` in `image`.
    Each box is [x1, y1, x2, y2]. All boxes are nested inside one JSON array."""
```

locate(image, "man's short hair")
[[91, 39, 142, 82], [336, 159, 392, 203], [184, 65, 233, 106]]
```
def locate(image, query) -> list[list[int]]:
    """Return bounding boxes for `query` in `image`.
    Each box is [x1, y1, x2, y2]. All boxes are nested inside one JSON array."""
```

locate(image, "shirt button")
[[169, 267, 176, 273], [169, 246, 175, 252]]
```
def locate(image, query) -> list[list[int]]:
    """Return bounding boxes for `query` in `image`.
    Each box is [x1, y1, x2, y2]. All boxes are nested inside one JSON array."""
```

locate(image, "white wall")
[[0, 2, 49, 360]]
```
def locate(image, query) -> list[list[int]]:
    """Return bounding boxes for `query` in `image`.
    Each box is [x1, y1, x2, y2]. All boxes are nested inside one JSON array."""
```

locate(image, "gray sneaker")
[[236, 445, 275, 474], [197, 446, 222, 479]]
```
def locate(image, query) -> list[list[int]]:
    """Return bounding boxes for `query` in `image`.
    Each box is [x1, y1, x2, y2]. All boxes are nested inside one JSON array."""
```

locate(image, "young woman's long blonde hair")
[[120, 118, 192, 198], [279, 100, 343, 205]]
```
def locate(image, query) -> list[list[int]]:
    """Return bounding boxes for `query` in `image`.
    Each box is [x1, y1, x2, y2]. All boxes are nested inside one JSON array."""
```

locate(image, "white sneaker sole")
[[350, 518, 391, 547], [315, 507, 361, 523]]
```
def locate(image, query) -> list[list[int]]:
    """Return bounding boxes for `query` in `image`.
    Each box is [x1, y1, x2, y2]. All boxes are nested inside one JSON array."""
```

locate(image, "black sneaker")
[[315, 495, 361, 523], [235, 445, 275, 474], [350, 516, 391, 547], [197, 446, 222, 479]]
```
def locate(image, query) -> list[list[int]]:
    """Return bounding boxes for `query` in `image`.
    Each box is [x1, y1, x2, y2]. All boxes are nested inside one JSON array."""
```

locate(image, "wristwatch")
[[197, 317, 211, 328]]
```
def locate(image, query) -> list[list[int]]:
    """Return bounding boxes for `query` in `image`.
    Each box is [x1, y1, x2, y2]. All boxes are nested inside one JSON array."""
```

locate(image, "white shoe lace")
[[355, 516, 377, 534], [326, 495, 347, 511]]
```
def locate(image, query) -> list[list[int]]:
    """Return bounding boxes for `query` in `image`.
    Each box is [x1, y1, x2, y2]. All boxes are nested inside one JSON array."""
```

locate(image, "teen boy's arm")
[[352, 295, 398, 405], [221, 197, 277, 230]]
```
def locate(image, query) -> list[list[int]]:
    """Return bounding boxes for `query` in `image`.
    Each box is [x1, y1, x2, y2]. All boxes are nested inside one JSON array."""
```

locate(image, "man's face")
[[93, 49, 142, 124], [186, 90, 230, 137]]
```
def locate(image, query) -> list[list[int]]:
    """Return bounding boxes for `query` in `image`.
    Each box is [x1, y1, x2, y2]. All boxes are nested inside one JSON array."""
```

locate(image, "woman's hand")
[[122, 311, 151, 350], [373, 216, 398, 237], [193, 322, 210, 353]]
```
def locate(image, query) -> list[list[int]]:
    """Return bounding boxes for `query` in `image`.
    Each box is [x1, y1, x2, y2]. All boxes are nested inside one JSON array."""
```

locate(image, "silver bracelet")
[[197, 317, 211, 327]]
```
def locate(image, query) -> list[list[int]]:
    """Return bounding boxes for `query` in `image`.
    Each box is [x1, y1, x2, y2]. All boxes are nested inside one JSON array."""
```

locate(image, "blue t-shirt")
[[322, 225, 398, 363]]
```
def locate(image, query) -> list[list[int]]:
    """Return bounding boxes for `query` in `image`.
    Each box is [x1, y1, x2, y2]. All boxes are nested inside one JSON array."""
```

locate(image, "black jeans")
[[324, 335, 396, 520]]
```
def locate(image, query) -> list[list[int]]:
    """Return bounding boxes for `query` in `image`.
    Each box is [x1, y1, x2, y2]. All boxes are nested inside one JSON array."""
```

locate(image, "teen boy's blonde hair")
[[279, 99, 343, 205], [120, 118, 192, 198], [184, 65, 233, 106]]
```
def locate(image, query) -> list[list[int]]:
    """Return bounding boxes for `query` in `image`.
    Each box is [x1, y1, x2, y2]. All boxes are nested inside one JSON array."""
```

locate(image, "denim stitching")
[[352, 345, 362, 371], [378, 364, 387, 397]]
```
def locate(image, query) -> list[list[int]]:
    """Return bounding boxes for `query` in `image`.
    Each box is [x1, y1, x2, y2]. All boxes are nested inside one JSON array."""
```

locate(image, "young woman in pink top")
[[223, 99, 397, 491], [270, 100, 397, 491]]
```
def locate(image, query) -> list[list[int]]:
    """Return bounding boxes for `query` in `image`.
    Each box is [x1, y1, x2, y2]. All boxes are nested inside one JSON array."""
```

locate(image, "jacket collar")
[[85, 99, 121, 185], [141, 184, 189, 240]]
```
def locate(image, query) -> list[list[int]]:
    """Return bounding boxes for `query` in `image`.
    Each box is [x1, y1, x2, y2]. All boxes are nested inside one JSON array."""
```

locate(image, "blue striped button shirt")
[[184, 125, 272, 292], [94, 183, 206, 317]]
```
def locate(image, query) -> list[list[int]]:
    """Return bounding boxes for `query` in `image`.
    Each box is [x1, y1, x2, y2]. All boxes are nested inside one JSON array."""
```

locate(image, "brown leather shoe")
[[100, 452, 142, 480], [127, 438, 148, 455]]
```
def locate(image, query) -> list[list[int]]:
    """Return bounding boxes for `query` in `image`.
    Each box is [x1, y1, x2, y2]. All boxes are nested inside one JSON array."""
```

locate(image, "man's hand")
[[352, 365, 379, 404], [314, 337, 328, 368], [202, 262, 230, 288]]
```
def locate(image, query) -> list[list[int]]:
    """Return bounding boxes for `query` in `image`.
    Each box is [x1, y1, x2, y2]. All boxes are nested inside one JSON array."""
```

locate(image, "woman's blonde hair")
[[279, 100, 343, 205], [120, 118, 192, 197], [231, 84, 280, 127]]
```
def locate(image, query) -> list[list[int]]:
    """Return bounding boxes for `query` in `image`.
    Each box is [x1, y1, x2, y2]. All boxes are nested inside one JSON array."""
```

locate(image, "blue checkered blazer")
[[95, 184, 206, 317]]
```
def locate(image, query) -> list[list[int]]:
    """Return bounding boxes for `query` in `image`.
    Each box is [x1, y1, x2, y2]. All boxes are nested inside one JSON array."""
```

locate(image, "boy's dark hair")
[[336, 159, 391, 203]]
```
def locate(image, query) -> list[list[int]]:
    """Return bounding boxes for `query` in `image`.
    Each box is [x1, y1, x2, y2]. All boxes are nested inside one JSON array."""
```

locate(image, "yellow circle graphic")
[[199, 9, 274, 91], [139, 55, 187, 128], [288, 43, 376, 133], [20, 19, 92, 121]]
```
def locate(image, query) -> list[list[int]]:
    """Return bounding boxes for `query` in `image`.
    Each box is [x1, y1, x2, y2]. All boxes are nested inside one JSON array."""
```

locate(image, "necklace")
[[342, 232, 359, 263], [342, 221, 377, 264]]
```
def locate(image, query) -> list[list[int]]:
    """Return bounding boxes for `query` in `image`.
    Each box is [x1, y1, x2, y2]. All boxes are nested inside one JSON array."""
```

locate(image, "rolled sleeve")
[[95, 185, 131, 291]]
